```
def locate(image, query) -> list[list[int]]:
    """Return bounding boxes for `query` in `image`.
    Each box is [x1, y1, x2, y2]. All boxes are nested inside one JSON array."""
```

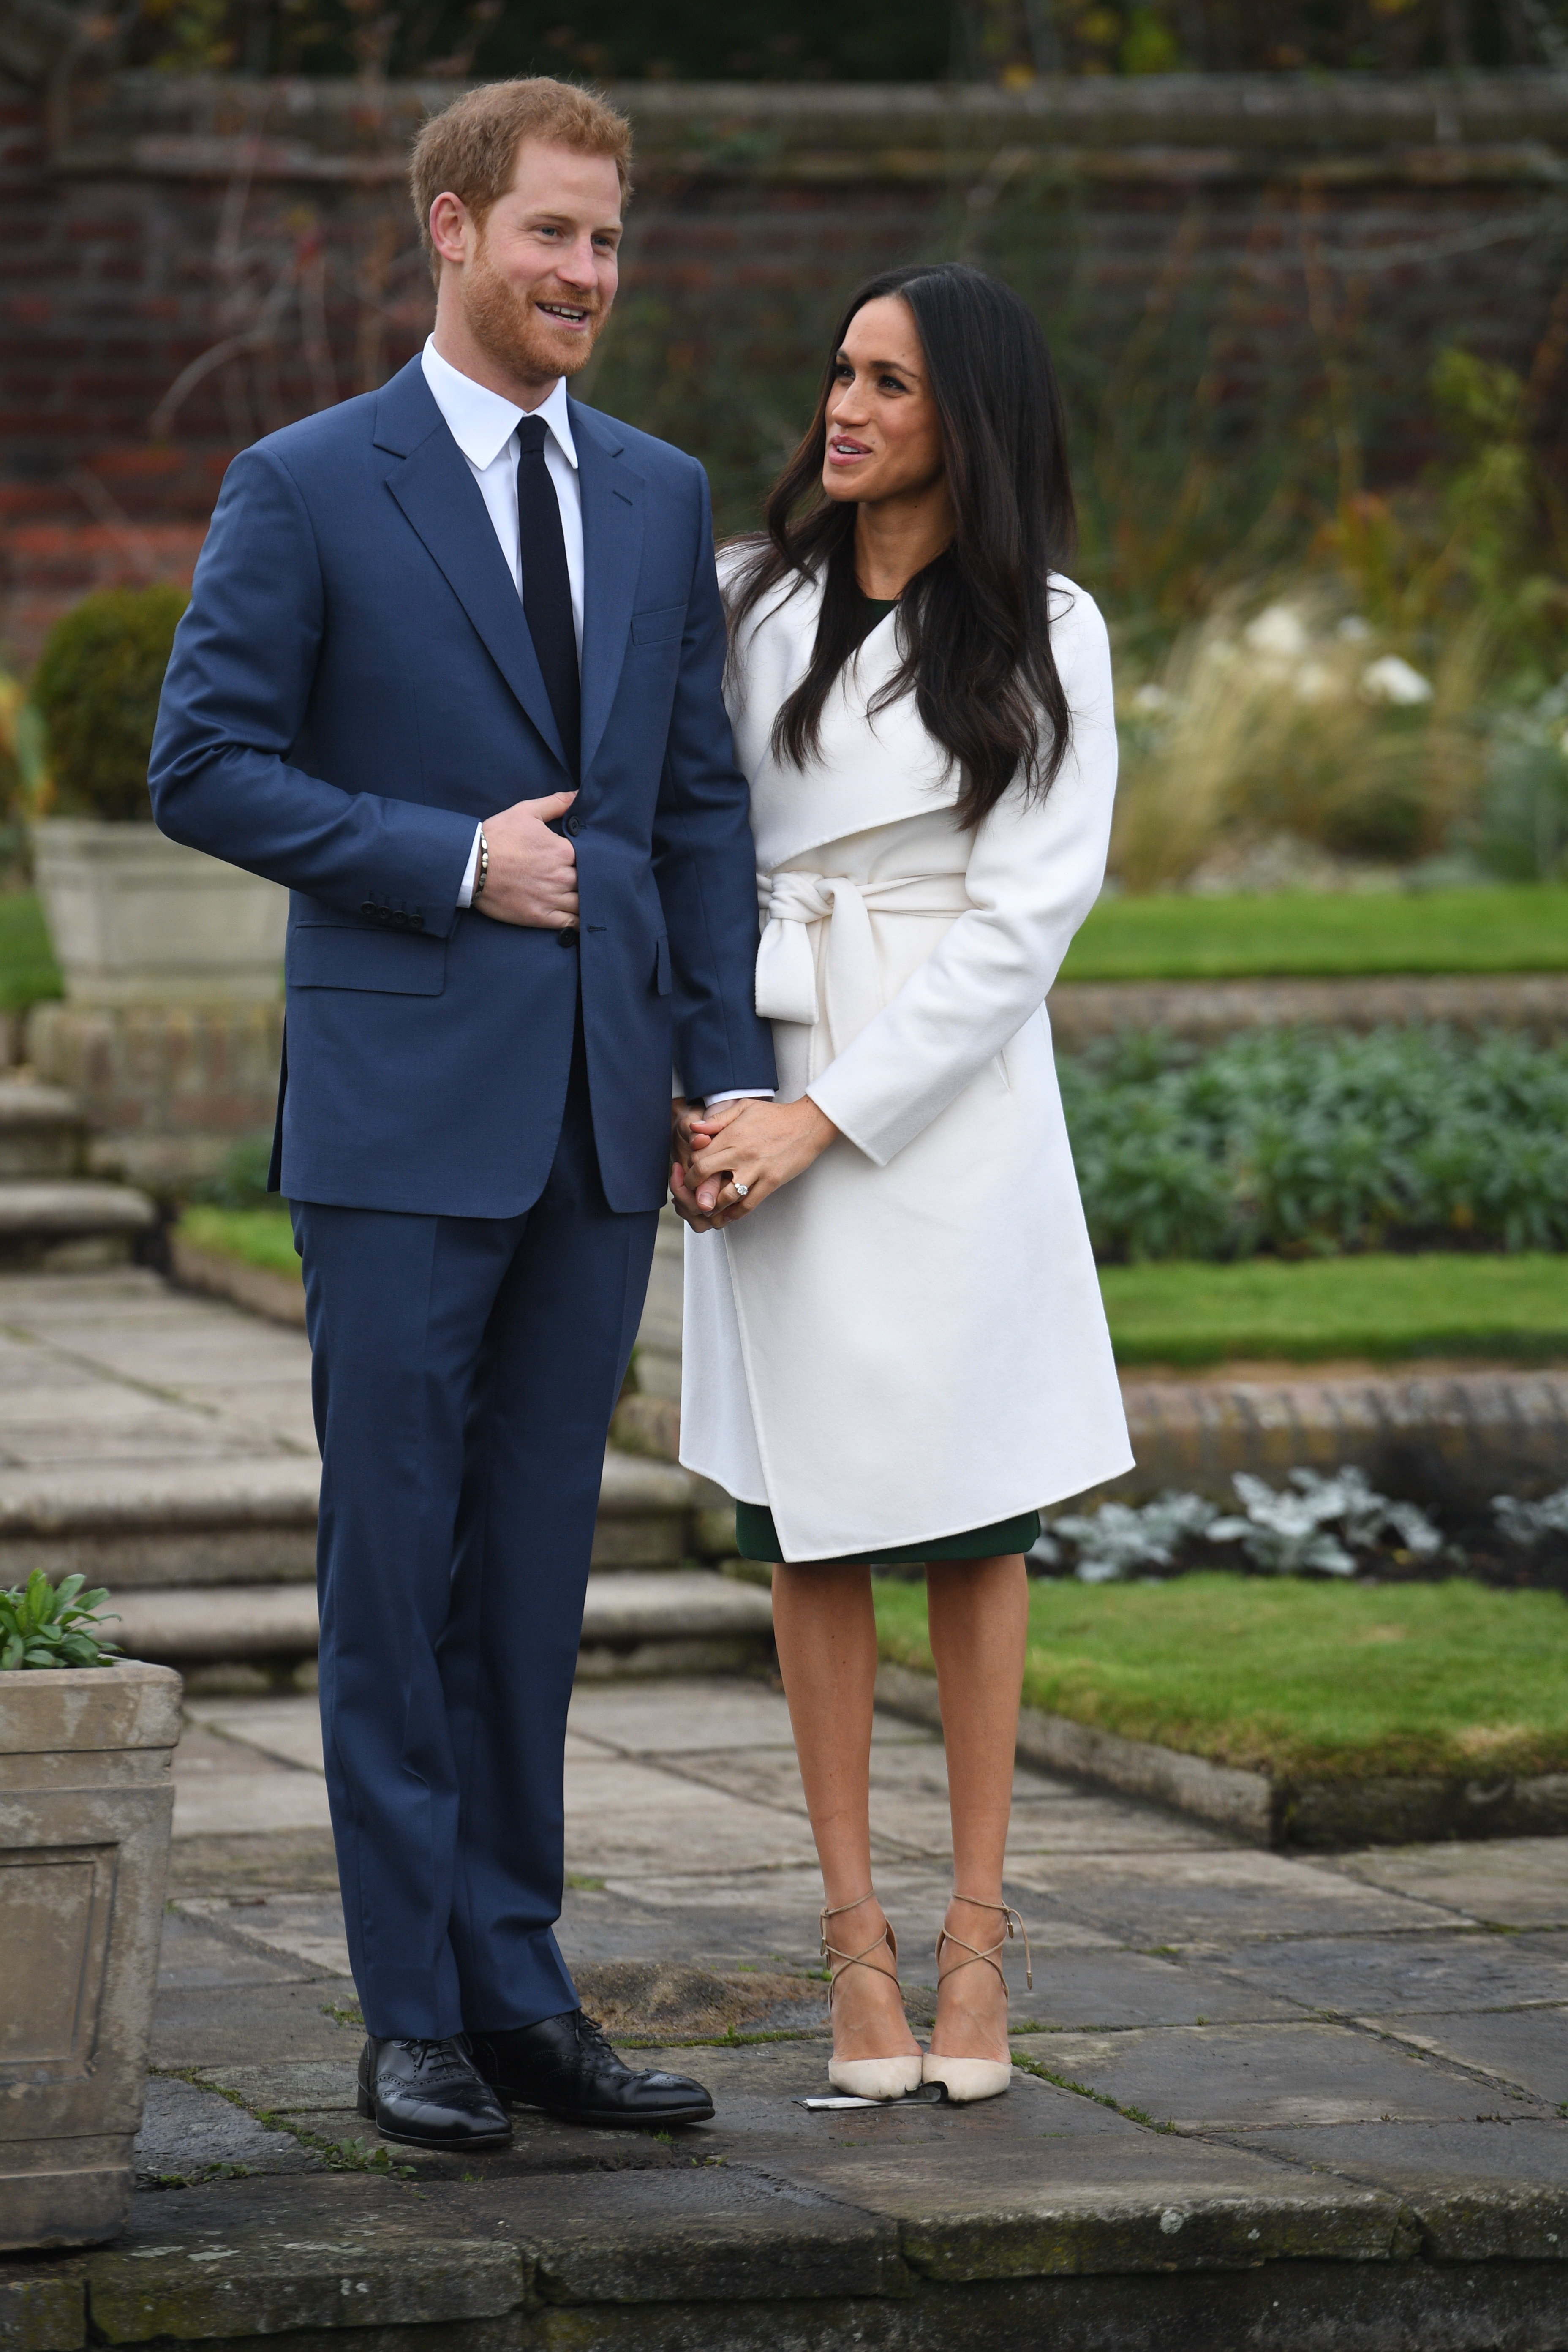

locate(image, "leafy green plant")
[[1061, 1024, 1568, 1261], [0, 1571, 121, 1670], [29, 586, 189, 822]]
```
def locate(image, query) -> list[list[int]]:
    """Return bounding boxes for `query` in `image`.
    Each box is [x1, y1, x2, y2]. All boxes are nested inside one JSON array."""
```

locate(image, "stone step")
[[0, 1080, 87, 1179], [110, 1567, 773, 1680], [0, 1178, 157, 1267], [0, 1445, 708, 1591]]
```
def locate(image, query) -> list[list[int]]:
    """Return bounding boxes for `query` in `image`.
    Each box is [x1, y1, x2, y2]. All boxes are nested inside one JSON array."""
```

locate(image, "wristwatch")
[[474, 828, 490, 901]]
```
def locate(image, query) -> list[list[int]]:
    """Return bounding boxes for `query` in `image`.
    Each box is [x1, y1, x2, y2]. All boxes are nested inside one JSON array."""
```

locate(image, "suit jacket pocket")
[[288, 923, 448, 996], [631, 603, 686, 646]]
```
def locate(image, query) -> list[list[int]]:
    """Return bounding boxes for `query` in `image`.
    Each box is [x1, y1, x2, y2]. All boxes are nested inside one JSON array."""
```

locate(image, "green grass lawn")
[[0, 891, 62, 1010], [874, 1572, 1568, 1783], [1101, 1252, 1568, 1366], [179, 1204, 299, 1277], [1060, 885, 1568, 983], [182, 1218, 1567, 1365]]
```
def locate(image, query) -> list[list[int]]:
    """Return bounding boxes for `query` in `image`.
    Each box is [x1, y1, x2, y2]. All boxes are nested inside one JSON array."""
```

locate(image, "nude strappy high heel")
[[922, 1897, 1032, 2103], [820, 1892, 924, 2102]]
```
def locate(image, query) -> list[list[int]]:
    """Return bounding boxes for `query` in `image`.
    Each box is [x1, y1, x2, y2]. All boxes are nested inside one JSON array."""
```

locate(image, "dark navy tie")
[[515, 415, 580, 781]]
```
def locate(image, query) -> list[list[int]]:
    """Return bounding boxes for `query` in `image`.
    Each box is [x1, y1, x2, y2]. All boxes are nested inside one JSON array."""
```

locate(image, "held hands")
[[669, 1095, 839, 1233], [474, 789, 579, 929]]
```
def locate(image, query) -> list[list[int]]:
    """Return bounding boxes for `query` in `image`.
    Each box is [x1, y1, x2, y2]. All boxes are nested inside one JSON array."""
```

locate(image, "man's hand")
[[686, 1096, 838, 1223], [474, 790, 579, 928], [669, 1097, 716, 1233]]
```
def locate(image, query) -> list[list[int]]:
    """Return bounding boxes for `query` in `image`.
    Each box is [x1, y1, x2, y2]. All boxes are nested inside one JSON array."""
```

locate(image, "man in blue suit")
[[150, 78, 776, 2151]]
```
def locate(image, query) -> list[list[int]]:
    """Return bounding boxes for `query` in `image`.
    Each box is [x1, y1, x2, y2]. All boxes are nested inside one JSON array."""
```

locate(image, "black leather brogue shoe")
[[471, 2011, 715, 2128], [356, 2035, 512, 2151]]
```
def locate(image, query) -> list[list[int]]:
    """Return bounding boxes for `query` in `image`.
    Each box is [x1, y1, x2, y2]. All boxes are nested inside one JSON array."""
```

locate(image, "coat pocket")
[[631, 603, 686, 646], [288, 924, 447, 996]]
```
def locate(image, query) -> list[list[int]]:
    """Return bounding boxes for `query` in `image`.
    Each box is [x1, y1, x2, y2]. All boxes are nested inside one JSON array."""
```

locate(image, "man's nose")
[[555, 235, 599, 289]]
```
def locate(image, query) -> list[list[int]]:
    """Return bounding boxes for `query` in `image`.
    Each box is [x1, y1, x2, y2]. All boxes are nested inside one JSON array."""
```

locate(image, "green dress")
[[735, 1500, 1042, 1568], [731, 585, 1041, 1571]]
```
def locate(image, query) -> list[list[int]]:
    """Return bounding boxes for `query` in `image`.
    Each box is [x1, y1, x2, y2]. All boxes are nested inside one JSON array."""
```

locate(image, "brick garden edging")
[[875, 1661, 1568, 1852], [1111, 1364, 1568, 1515], [1048, 971, 1568, 1051]]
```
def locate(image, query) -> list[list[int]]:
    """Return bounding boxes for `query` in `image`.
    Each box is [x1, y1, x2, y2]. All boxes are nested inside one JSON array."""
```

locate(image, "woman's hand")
[[685, 1096, 840, 1225]]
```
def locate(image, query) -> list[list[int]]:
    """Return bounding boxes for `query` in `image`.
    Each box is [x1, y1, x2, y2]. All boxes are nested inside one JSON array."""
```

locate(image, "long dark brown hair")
[[726, 261, 1078, 828]]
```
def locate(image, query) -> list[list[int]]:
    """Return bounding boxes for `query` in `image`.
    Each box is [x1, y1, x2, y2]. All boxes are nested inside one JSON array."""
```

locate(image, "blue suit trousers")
[[292, 1011, 658, 2040]]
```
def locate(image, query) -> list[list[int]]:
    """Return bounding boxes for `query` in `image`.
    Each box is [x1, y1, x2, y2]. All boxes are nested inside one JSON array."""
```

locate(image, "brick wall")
[[3, 68, 1566, 664]]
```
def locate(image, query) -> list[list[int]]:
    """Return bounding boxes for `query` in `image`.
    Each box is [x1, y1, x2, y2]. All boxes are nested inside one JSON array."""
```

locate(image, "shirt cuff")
[[705, 1090, 776, 1105], [456, 825, 482, 910]]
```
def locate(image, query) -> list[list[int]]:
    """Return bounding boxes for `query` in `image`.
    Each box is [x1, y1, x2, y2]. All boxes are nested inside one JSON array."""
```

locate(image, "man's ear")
[[428, 191, 472, 271]]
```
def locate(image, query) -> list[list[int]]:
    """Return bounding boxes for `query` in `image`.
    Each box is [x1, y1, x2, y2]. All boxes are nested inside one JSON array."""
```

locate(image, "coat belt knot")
[[754, 868, 973, 1059]]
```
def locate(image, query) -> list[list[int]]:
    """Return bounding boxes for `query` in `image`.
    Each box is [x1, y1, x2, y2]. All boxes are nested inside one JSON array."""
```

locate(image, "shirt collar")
[[421, 335, 579, 474]]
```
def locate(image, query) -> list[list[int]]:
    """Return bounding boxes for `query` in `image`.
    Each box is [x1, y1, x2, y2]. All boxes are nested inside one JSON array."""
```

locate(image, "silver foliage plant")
[[1036, 1470, 1444, 1583], [1036, 1493, 1217, 1584], [1494, 1485, 1568, 1548]]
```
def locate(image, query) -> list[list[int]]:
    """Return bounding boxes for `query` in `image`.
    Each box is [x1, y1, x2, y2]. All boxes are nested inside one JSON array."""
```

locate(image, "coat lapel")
[[572, 405, 645, 784], [733, 575, 959, 872], [375, 362, 568, 773]]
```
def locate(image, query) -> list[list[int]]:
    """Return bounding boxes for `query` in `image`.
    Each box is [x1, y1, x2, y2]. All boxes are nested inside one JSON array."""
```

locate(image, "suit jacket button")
[[558, 927, 578, 949], [565, 813, 582, 837]]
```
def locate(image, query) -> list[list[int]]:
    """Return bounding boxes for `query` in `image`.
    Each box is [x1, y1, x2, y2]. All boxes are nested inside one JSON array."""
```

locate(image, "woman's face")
[[820, 296, 945, 508]]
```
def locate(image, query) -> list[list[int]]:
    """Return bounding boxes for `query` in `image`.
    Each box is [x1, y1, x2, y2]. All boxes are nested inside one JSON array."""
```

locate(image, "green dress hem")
[[734, 1501, 1040, 1568]]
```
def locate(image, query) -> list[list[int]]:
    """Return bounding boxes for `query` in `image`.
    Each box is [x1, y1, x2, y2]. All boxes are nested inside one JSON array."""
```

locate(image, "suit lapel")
[[376, 371, 568, 773], [574, 406, 644, 784]]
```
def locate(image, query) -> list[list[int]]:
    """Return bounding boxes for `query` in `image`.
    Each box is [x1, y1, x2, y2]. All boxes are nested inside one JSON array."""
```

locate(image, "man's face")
[[437, 140, 623, 385]]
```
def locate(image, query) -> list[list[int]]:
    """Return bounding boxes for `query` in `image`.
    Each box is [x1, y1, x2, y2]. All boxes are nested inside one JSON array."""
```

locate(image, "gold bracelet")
[[473, 828, 490, 900]]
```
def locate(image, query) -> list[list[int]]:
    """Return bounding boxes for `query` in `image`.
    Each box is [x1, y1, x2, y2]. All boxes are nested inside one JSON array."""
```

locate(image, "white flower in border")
[[1244, 604, 1311, 659], [1131, 683, 1171, 713], [1362, 655, 1433, 706], [1336, 615, 1371, 642]]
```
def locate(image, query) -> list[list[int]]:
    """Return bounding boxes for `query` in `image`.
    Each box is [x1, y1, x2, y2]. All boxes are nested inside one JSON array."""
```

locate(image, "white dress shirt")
[[422, 337, 581, 908], [420, 336, 768, 1106]]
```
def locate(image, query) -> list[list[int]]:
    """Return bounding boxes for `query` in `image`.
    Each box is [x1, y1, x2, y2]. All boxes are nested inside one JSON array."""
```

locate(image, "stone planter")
[[32, 821, 287, 1006], [0, 1661, 182, 2249]]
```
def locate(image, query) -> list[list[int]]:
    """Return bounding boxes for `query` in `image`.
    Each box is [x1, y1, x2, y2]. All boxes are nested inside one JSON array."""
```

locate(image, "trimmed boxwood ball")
[[30, 584, 189, 821]]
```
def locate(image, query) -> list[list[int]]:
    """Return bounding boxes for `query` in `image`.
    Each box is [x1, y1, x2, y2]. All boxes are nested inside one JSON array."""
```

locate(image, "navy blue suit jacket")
[[149, 358, 776, 1218]]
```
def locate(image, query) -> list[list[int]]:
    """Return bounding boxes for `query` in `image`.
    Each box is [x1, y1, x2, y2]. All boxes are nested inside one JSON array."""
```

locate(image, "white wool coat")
[[679, 560, 1133, 1563]]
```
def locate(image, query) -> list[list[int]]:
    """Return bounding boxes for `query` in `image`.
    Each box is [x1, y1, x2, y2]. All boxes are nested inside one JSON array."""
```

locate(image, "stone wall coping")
[[38, 68, 1568, 183], [0, 1659, 182, 1755]]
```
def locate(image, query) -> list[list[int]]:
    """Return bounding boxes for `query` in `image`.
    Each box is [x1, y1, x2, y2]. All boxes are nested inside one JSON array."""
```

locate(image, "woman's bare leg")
[[771, 1562, 921, 2063], [925, 1554, 1029, 2061]]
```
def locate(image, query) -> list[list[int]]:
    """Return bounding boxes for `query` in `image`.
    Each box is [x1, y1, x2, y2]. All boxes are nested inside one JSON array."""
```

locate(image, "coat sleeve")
[[651, 469, 779, 1100], [148, 444, 476, 935], [805, 585, 1116, 1167]]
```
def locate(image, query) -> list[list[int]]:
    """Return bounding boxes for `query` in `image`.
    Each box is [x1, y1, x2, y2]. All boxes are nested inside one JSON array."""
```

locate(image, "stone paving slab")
[[1328, 1838, 1568, 1929], [1004, 1847, 1469, 1942], [1365, 2007, 1568, 2105], [7, 1674, 1557, 2350], [1015, 2019, 1547, 2131], [1199, 1927, 1568, 2015]]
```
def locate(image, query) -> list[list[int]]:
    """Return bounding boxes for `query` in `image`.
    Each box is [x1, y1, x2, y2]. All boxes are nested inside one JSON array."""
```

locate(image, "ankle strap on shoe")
[[936, 1897, 1032, 1992], [819, 1892, 901, 2000]]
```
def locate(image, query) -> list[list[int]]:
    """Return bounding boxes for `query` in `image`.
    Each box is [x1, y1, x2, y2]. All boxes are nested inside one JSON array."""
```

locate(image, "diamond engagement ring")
[[732, 1181, 750, 1198]]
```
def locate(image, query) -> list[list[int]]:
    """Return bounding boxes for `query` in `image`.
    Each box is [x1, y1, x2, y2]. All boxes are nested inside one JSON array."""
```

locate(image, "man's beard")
[[462, 237, 604, 383]]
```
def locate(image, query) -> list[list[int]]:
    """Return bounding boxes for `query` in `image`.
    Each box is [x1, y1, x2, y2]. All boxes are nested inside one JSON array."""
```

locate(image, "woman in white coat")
[[672, 264, 1132, 2103]]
